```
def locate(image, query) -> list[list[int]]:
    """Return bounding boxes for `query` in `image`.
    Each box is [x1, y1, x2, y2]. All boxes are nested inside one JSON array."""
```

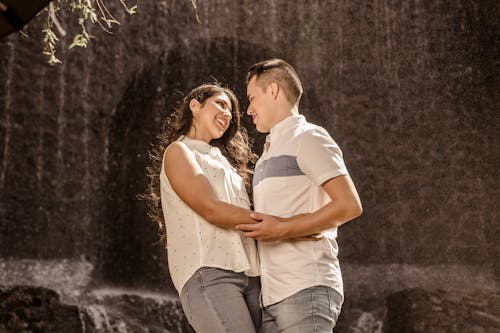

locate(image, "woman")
[[146, 83, 260, 333]]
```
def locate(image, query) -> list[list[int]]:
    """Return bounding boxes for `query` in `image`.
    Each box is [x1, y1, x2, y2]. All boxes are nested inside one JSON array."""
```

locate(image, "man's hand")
[[235, 213, 322, 242]]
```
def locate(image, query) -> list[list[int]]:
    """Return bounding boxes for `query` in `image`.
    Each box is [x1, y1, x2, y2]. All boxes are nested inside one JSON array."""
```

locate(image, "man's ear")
[[269, 82, 280, 100], [189, 98, 201, 113]]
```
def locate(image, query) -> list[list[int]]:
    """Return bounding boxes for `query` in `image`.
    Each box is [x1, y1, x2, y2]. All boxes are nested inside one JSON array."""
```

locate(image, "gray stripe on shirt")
[[253, 155, 305, 188]]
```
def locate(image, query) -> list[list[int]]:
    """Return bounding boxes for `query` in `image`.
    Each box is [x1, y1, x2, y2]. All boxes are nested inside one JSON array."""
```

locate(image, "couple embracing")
[[149, 59, 362, 333]]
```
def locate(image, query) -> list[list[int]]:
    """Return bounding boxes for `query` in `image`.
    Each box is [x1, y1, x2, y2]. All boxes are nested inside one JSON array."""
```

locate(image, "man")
[[236, 59, 363, 332]]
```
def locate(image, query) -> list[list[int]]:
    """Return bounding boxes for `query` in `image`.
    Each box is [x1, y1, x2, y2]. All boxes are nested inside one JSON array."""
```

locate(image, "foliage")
[[36, 0, 200, 65], [41, 0, 138, 65]]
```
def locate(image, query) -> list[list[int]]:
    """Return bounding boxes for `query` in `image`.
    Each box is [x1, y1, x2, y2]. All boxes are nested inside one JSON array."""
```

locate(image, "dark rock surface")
[[0, 286, 81, 333], [0, 286, 193, 333], [386, 288, 500, 333]]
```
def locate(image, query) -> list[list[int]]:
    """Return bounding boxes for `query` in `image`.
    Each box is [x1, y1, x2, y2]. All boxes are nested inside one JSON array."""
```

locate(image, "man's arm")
[[164, 142, 256, 229], [235, 174, 362, 241]]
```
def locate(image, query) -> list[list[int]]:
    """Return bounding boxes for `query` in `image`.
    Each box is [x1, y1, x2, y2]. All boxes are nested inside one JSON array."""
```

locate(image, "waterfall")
[[77, 288, 191, 333], [81, 304, 114, 332]]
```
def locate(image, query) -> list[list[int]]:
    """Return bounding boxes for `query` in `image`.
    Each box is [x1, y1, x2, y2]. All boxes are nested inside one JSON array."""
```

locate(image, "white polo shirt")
[[253, 115, 348, 307]]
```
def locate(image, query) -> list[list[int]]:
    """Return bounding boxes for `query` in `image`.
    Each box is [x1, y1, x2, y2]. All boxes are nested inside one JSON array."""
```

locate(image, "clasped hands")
[[235, 213, 323, 242]]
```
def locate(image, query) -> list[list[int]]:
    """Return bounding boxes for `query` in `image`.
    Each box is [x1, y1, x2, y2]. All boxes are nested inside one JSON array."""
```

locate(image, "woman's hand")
[[235, 213, 323, 242]]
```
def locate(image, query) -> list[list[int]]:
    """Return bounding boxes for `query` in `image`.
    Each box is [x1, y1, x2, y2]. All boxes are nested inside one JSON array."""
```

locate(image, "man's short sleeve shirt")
[[253, 115, 349, 307]]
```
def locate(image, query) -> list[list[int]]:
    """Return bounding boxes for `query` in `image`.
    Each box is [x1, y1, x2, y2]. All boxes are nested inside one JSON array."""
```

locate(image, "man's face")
[[246, 76, 275, 133]]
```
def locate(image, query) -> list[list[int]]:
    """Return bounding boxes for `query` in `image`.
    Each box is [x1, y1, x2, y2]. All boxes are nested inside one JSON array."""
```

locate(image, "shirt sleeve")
[[296, 127, 349, 186]]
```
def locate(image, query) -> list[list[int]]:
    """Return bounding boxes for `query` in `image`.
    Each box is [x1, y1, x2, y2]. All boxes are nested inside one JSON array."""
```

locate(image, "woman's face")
[[190, 92, 233, 142]]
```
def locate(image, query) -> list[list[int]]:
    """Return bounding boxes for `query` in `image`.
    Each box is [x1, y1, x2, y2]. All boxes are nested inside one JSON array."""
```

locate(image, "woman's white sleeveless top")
[[160, 135, 259, 293]]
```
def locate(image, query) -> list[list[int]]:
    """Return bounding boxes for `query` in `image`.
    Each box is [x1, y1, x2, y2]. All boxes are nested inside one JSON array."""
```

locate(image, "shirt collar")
[[179, 135, 220, 157], [268, 114, 305, 140]]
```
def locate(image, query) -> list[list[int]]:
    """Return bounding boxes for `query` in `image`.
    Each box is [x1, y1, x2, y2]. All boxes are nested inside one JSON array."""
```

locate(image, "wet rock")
[[0, 286, 193, 333], [386, 288, 500, 333], [0, 286, 81, 333]]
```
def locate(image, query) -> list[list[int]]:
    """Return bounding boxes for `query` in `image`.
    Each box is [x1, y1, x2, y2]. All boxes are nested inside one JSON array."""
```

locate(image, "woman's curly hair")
[[144, 83, 257, 244]]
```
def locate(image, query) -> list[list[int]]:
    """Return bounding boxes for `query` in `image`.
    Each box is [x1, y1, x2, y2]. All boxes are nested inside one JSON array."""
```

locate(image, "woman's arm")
[[236, 175, 362, 241], [164, 141, 256, 229]]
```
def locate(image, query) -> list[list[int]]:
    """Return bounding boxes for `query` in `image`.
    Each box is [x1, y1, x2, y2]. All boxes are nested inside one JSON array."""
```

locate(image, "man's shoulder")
[[295, 120, 331, 139]]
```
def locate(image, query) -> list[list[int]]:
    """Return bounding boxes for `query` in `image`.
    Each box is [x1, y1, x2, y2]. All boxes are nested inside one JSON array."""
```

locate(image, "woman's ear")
[[189, 98, 201, 113]]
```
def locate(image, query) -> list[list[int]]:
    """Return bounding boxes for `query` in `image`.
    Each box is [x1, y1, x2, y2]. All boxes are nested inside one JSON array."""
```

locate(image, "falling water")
[[35, 65, 47, 185], [77, 289, 191, 333], [0, 40, 15, 201], [81, 305, 115, 332], [55, 45, 67, 182]]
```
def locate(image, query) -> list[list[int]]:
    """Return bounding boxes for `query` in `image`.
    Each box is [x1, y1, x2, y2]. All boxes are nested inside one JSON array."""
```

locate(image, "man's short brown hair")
[[247, 59, 303, 106]]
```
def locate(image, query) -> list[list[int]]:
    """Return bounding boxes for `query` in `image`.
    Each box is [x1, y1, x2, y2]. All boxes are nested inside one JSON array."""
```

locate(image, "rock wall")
[[0, 0, 498, 331], [0, 286, 81, 333], [387, 288, 500, 333]]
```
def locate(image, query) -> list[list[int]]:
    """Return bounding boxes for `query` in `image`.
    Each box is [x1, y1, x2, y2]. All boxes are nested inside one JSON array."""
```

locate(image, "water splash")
[[90, 287, 179, 301], [349, 312, 383, 333], [81, 304, 129, 333], [0, 258, 93, 302]]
